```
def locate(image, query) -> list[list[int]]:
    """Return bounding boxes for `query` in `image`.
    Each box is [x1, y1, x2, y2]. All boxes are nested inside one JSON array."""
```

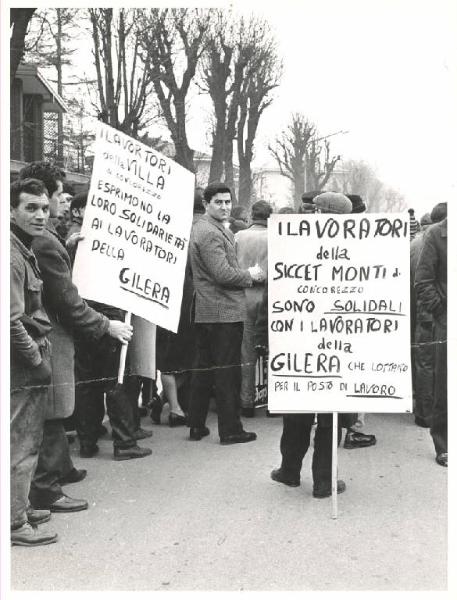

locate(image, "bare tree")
[[10, 9, 37, 84], [329, 159, 407, 212], [269, 114, 315, 208], [201, 14, 281, 203], [305, 137, 340, 193], [269, 113, 341, 208], [237, 19, 281, 206], [88, 8, 156, 139], [138, 8, 212, 172]]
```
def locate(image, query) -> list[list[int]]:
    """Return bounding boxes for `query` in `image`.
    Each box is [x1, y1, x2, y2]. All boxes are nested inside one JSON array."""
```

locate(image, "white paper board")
[[72, 122, 195, 332], [268, 213, 413, 413]]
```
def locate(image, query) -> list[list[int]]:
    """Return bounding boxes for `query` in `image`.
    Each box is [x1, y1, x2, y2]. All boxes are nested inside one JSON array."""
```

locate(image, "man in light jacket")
[[188, 182, 265, 444], [235, 200, 272, 417]]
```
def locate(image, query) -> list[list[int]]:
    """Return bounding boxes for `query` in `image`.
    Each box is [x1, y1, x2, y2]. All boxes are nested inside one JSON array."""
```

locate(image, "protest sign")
[[72, 122, 195, 332], [268, 213, 412, 413]]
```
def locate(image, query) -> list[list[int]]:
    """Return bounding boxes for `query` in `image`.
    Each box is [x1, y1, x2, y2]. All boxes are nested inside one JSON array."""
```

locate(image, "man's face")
[[49, 180, 64, 218], [11, 192, 49, 236], [205, 192, 232, 222]]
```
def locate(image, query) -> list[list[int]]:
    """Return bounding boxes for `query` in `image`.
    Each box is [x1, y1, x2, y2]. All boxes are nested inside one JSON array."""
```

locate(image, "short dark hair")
[[203, 182, 232, 204], [430, 202, 447, 223], [251, 200, 272, 220], [231, 205, 248, 221], [70, 192, 88, 213], [11, 178, 47, 208], [278, 206, 295, 214], [63, 181, 75, 196], [18, 161, 66, 198]]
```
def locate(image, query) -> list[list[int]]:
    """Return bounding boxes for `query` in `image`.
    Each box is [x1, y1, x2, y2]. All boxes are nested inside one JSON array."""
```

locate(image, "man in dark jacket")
[[415, 217, 447, 467], [10, 178, 57, 546], [410, 203, 447, 427], [18, 163, 138, 513]]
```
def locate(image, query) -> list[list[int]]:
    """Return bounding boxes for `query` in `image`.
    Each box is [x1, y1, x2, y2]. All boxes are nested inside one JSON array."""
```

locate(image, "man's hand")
[[66, 232, 84, 251], [32, 359, 52, 384], [108, 320, 133, 343], [248, 263, 266, 283]]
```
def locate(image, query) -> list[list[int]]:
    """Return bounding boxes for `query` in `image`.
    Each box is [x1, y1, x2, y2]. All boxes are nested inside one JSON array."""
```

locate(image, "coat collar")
[[205, 214, 235, 245], [11, 230, 35, 260], [46, 219, 66, 246]]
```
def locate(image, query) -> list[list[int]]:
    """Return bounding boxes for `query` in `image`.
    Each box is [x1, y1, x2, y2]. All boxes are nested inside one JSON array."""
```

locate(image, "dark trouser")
[[280, 413, 343, 486], [11, 360, 49, 528], [74, 335, 139, 450], [340, 413, 358, 430], [413, 320, 435, 425], [431, 318, 447, 455], [189, 322, 244, 438], [29, 419, 73, 508]]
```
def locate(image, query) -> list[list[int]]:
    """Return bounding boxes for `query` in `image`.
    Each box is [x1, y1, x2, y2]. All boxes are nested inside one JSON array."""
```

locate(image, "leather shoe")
[[270, 468, 300, 487], [241, 407, 255, 418], [436, 452, 448, 467], [169, 413, 187, 427], [313, 479, 346, 498], [415, 416, 430, 428], [220, 430, 257, 445], [150, 395, 163, 425], [113, 445, 152, 461], [49, 494, 89, 513], [344, 429, 376, 449], [80, 443, 99, 458], [133, 427, 153, 440], [189, 426, 210, 441], [59, 468, 87, 486], [27, 508, 51, 526], [11, 523, 57, 546]]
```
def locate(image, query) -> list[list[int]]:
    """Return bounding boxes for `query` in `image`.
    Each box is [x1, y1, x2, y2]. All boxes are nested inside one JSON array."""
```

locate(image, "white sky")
[[8, 0, 457, 216], [186, 0, 457, 215]]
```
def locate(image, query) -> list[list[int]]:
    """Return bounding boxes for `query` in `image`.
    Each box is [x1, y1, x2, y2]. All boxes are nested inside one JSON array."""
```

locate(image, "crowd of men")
[[10, 161, 447, 547]]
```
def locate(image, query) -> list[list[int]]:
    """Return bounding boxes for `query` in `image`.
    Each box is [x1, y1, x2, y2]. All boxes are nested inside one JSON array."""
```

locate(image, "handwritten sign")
[[268, 213, 412, 413], [72, 123, 195, 332]]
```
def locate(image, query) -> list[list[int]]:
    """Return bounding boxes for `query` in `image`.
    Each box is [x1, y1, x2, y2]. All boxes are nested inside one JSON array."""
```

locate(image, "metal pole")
[[332, 411, 338, 519]]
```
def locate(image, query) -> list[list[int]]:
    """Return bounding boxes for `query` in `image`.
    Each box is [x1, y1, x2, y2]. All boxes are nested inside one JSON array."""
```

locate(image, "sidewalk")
[[11, 411, 447, 591]]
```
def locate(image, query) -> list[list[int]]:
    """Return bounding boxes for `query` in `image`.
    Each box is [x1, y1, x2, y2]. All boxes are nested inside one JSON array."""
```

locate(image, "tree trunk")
[[238, 159, 251, 206], [172, 96, 195, 172], [209, 119, 225, 182], [10, 9, 36, 85]]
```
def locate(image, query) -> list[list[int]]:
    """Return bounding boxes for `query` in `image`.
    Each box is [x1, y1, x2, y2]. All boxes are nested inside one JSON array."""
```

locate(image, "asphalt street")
[[11, 409, 447, 592]]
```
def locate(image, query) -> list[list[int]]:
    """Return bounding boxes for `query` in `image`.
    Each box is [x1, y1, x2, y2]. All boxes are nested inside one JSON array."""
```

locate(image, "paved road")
[[11, 410, 447, 591]]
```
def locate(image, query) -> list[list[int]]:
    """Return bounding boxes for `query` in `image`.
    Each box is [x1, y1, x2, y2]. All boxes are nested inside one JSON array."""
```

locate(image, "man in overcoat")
[[18, 162, 134, 512], [414, 217, 448, 467], [10, 178, 57, 545], [188, 182, 265, 443]]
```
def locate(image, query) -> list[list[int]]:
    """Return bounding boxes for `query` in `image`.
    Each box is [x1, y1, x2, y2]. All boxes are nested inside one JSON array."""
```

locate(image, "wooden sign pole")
[[117, 311, 132, 384]]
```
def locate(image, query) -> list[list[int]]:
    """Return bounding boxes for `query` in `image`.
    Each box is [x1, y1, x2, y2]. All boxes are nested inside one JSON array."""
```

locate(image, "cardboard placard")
[[73, 122, 195, 332], [268, 213, 413, 413]]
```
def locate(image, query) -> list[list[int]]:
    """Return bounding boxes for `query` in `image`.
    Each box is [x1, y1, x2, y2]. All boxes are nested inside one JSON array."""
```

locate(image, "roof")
[[16, 63, 68, 114]]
